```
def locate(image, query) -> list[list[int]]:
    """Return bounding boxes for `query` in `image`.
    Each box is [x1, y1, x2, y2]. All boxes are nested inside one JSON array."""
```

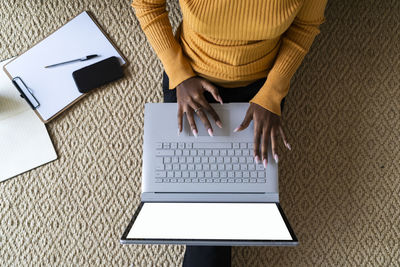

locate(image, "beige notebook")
[[0, 58, 57, 182]]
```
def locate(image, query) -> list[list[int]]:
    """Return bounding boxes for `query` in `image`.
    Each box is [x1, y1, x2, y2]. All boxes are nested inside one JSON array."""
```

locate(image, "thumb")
[[234, 108, 253, 132], [200, 79, 223, 104]]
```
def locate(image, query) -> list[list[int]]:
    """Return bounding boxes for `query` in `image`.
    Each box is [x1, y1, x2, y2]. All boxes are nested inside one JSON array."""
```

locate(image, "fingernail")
[[216, 121, 223, 128], [285, 142, 292, 151], [233, 126, 240, 132], [254, 156, 260, 164], [208, 128, 214, 137], [263, 159, 268, 168], [192, 129, 198, 137], [177, 128, 181, 136], [274, 154, 279, 163]]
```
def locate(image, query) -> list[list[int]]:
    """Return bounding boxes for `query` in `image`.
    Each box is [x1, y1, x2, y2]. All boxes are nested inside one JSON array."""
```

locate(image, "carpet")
[[1, 0, 399, 266]]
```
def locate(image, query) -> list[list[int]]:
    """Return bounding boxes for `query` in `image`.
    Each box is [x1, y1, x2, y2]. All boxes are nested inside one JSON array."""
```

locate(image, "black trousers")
[[162, 71, 285, 267]]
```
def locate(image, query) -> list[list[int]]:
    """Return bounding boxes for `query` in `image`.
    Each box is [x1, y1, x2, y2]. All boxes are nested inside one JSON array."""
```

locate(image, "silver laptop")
[[121, 103, 298, 246]]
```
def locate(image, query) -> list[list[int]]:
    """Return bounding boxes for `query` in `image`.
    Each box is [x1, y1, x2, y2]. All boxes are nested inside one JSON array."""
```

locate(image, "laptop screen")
[[122, 202, 296, 244]]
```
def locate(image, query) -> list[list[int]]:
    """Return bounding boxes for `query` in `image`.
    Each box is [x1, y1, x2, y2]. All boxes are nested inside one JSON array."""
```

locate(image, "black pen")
[[44, 54, 99, 68]]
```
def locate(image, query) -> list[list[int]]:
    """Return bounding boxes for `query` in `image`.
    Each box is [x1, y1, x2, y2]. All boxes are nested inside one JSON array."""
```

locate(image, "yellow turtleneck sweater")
[[132, 0, 327, 115]]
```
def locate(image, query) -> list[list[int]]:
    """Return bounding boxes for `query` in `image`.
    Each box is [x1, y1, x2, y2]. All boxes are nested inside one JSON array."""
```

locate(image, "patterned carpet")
[[1, 0, 399, 266]]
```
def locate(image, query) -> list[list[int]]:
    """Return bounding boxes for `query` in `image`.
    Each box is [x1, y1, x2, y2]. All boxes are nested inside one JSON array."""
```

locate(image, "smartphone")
[[72, 56, 124, 93]]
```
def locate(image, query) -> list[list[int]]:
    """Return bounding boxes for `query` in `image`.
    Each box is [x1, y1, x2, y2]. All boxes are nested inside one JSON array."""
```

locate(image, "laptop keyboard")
[[154, 142, 267, 184]]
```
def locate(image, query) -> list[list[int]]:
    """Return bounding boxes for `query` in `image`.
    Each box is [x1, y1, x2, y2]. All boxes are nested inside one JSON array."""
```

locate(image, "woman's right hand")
[[176, 76, 223, 137]]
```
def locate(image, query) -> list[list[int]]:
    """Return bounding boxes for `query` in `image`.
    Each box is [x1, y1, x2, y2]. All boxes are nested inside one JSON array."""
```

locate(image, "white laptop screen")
[[125, 202, 294, 241]]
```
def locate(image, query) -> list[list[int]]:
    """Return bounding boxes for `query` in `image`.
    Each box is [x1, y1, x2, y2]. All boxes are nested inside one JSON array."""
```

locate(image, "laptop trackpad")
[[185, 107, 231, 136]]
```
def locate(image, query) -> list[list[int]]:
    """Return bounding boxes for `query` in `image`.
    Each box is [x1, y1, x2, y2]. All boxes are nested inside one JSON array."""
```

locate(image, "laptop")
[[121, 103, 298, 246]]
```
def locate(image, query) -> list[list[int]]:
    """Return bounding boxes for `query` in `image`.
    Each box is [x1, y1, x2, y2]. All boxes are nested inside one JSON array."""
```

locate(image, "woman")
[[132, 0, 326, 266]]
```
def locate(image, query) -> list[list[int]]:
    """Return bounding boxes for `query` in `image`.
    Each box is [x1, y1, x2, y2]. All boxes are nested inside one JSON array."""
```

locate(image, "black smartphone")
[[72, 56, 124, 93]]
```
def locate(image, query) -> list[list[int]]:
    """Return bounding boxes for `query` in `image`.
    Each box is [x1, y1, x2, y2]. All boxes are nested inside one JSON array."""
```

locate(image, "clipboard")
[[2, 11, 127, 123]]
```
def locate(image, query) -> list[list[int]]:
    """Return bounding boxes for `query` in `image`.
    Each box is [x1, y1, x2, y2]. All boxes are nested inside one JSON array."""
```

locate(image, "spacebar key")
[[193, 143, 232, 149]]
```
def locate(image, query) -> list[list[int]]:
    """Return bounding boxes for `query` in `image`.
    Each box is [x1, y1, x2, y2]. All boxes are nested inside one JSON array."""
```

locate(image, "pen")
[[44, 54, 99, 68]]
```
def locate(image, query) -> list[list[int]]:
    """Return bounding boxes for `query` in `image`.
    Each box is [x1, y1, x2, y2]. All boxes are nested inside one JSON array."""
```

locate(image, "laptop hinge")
[[141, 192, 279, 203]]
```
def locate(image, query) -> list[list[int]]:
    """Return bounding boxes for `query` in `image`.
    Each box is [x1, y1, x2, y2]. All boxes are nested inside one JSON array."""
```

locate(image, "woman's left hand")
[[234, 103, 291, 168]]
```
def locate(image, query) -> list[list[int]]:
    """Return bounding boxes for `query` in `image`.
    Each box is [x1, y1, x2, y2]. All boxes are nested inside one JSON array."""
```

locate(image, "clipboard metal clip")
[[12, 77, 40, 109]]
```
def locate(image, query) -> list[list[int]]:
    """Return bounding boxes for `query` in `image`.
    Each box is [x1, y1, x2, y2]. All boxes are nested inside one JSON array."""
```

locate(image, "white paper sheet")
[[3, 11, 126, 121], [0, 58, 57, 182]]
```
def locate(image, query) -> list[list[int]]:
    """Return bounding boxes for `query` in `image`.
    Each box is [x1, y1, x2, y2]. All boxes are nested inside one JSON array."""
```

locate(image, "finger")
[[197, 97, 223, 128], [279, 125, 291, 150], [188, 101, 214, 136], [200, 80, 223, 104], [253, 122, 262, 164], [234, 108, 253, 132], [177, 106, 183, 136], [261, 124, 272, 168], [270, 127, 279, 163], [185, 107, 198, 137]]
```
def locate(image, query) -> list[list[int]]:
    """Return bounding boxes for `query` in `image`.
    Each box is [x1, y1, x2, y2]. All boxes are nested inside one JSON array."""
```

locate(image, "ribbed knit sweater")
[[132, 0, 327, 115]]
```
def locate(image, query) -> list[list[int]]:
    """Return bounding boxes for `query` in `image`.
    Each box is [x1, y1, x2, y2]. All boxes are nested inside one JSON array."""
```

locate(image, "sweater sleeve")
[[251, 0, 327, 116], [132, 0, 196, 89]]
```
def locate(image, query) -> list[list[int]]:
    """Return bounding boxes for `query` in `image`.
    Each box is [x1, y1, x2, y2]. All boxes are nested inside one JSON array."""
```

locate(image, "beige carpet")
[[1, 0, 399, 266]]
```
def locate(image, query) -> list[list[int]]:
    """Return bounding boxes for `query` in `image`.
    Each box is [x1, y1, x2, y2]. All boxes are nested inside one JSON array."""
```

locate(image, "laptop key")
[[257, 179, 266, 183], [156, 150, 174, 156], [193, 143, 232, 149], [256, 164, 264, 171], [155, 171, 166, 178], [155, 178, 163, 183], [156, 164, 164, 170]]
